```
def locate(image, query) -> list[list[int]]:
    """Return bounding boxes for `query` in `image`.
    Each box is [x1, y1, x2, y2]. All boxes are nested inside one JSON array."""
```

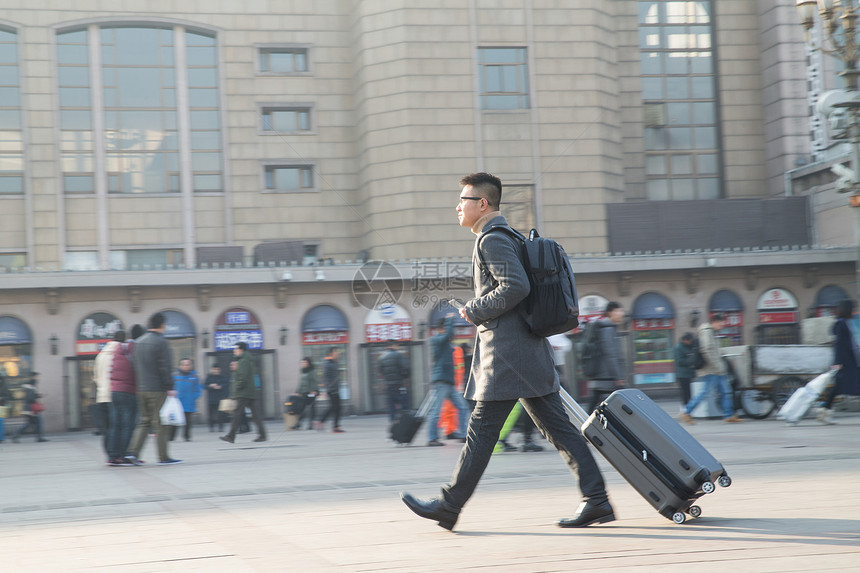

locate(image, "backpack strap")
[[475, 225, 528, 283]]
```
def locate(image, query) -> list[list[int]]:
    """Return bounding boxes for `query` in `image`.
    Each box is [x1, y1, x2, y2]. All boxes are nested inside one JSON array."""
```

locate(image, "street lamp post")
[[797, 0, 860, 301]]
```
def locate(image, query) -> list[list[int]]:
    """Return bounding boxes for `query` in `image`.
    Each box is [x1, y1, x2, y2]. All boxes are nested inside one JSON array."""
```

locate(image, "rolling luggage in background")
[[283, 394, 305, 431], [390, 391, 433, 445], [560, 388, 731, 524], [776, 369, 837, 425]]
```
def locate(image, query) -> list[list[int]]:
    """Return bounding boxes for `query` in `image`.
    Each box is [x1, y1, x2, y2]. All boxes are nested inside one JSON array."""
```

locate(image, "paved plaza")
[[1, 405, 858, 572]]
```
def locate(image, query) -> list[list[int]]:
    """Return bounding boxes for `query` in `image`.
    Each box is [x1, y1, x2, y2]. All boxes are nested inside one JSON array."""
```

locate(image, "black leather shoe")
[[400, 493, 459, 531], [557, 500, 615, 528]]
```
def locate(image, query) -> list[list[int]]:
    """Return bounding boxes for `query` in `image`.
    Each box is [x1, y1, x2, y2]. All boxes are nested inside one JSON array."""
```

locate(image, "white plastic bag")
[[160, 396, 186, 426]]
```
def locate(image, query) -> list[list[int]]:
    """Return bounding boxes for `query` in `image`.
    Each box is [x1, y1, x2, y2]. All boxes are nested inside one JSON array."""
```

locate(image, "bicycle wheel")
[[739, 387, 774, 419]]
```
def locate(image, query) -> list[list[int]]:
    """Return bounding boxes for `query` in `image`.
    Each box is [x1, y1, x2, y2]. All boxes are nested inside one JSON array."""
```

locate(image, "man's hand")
[[459, 307, 473, 324], [167, 390, 177, 397]]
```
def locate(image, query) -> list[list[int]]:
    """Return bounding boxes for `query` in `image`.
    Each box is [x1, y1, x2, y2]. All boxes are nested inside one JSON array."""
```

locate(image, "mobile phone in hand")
[[448, 299, 464, 310]]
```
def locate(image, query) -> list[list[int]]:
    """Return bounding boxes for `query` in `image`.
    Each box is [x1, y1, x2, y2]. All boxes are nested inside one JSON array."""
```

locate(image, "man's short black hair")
[[710, 312, 725, 323], [837, 298, 856, 320], [148, 312, 166, 330], [235, 341, 248, 350], [605, 301, 622, 314], [460, 172, 502, 209]]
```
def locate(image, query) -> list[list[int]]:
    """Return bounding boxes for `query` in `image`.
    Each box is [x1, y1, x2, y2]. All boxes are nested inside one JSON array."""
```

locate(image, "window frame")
[[261, 162, 317, 193], [477, 46, 530, 111], [257, 102, 315, 135], [255, 44, 312, 76]]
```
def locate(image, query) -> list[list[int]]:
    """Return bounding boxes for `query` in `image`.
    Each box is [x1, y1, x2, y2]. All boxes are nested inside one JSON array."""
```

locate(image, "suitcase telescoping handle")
[[558, 388, 590, 428]]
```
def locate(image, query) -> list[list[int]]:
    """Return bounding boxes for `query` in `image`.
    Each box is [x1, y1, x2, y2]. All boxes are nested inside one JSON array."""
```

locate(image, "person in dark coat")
[[377, 342, 410, 422], [400, 172, 612, 531], [674, 332, 697, 410], [318, 347, 345, 432], [220, 342, 266, 443], [205, 364, 229, 432], [820, 299, 860, 424], [587, 302, 627, 412], [11, 373, 47, 443]]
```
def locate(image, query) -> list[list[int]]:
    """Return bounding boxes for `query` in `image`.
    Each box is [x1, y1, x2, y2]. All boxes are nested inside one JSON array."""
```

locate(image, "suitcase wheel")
[[688, 505, 702, 519], [701, 481, 716, 494], [672, 511, 687, 524], [718, 475, 732, 488]]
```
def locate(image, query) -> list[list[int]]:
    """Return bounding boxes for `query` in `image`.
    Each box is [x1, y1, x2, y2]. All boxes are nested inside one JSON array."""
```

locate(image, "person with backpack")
[[673, 332, 699, 412], [400, 172, 613, 531], [584, 302, 627, 413], [680, 313, 742, 424]]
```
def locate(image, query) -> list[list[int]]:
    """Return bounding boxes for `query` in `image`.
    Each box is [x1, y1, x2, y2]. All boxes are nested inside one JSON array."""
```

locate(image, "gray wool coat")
[[462, 215, 559, 401]]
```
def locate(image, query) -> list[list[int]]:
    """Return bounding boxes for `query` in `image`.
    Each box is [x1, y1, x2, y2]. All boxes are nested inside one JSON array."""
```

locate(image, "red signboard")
[[76, 312, 123, 356], [302, 331, 350, 345], [365, 322, 413, 343], [759, 311, 798, 324], [632, 318, 675, 331]]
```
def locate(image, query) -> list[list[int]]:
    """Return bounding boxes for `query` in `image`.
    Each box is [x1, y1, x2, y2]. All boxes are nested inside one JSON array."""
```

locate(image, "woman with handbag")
[[12, 373, 48, 443]]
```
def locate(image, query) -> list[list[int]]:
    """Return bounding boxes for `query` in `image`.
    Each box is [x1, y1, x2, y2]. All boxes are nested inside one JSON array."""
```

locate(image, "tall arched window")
[[0, 26, 23, 195], [57, 24, 222, 195]]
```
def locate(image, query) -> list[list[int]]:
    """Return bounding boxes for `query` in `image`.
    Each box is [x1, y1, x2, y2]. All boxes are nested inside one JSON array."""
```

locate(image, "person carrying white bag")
[[160, 395, 187, 427], [776, 369, 837, 425]]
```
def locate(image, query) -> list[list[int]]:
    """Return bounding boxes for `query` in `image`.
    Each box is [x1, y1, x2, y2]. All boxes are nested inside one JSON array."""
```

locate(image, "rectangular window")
[[0, 252, 26, 271], [258, 47, 309, 74], [0, 29, 23, 194], [638, 0, 721, 201], [263, 165, 315, 192], [502, 185, 536, 231], [478, 47, 529, 110], [261, 106, 312, 133]]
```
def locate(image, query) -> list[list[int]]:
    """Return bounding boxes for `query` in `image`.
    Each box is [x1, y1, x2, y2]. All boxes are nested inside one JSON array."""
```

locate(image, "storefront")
[[630, 292, 675, 386], [210, 307, 279, 418], [756, 288, 799, 344], [161, 310, 197, 369], [0, 315, 33, 417], [301, 304, 350, 412], [65, 312, 124, 429], [708, 289, 744, 346], [360, 304, 422, 413], [813, 284, 849, 317]]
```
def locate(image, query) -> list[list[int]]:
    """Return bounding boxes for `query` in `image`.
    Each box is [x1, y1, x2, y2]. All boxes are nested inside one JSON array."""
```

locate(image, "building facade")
[[0, 1, 852, 431]]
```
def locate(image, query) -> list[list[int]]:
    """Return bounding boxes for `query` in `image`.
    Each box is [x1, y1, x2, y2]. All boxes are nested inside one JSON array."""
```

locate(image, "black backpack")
[[580, 320, 603, 378], [691, 338, 706, 370], [477, 225, 579, 337]]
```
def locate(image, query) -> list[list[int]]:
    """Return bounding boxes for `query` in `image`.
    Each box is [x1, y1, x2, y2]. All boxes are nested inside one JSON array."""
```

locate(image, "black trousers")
[[677, 377, 693, 406], [319, 393, 341, 429], [225, 397, 266, 439], [441, 391, 607, 510], [207, 402, 224, 431]]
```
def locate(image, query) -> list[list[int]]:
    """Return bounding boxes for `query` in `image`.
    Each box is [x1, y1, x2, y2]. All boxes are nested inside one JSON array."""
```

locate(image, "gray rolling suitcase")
[[560, 388, 731, 524]]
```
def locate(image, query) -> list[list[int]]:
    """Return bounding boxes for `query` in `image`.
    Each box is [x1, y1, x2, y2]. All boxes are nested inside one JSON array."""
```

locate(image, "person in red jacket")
[[107, 326, 142, 466]]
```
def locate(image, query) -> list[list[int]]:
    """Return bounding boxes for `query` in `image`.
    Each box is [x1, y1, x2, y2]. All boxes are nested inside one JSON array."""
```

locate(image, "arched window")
[[57, 24, 222, 195], [0, 26, 23, 195]]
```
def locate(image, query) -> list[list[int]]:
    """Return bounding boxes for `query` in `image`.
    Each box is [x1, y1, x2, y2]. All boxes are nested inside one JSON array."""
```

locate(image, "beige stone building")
[[0, 1, 854, 432]]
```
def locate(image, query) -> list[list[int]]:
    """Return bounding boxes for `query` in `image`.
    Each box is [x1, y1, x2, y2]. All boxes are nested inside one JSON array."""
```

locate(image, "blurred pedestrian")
[[296, 357, 319, 430], [318, 347, 345, 433], [171, 358, 201, 441], [127, 312, 182, 465], [681, 314, 742, 424], [106, 330, 138, 466], [425, 315, 469, 446], [205, 364, 228, 432], [588, 302, 627, 412], [674, 332, 697, 411], [220, 342, 266, 443], [819, 299, 860, 424], [0, 373, 9, 443], [94, 332, 123, 460], [378, 341, 410, 422], [11, 373, 47, 443]]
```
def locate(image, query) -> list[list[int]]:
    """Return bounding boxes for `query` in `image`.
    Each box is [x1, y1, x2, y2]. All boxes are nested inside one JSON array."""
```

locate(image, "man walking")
[[378, 341, 410, 422], [220, 342, 267, 443], [425, 315, 469, 446], [127, 312, 182, 465], [318, 347, 345, 433], [205, 363, 228, 432], [587, 302, 627, 412], [401, 172, 613, 531], [681, 313, 742, 424]]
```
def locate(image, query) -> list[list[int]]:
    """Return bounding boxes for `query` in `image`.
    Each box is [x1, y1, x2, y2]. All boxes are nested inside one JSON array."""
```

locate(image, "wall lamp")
[[49, 333, 59, 355], [201, 328, 210, 349], [280, 326, 289, 345]]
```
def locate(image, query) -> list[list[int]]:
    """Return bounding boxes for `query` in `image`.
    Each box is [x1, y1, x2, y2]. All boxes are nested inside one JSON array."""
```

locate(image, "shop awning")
[[814, 284, 849, 308], [162, 310, 196, 339], [0, 316, 32, 344], [302, 304, 349, 332], [632, 292, 674, 319], [709, 289, 744, 312]]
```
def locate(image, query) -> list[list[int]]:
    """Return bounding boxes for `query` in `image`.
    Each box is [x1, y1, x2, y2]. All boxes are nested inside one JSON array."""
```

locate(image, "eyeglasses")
[[458, 196, 483, 205]]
